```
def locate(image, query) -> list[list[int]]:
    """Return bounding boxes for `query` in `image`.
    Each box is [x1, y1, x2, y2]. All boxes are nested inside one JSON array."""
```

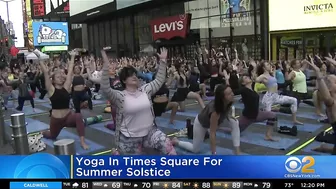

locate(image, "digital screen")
[[269, 0, 336, 31], [32, 22, 69, 46]]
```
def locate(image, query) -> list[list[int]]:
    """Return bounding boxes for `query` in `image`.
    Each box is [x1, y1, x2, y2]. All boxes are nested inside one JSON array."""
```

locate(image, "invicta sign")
[[304, 2, 334, 15]]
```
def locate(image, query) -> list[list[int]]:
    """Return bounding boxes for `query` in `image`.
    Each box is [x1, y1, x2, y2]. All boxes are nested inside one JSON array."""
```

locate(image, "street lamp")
[[0, 0, 15, 23], [0, 0, 14, 147], [229, 4, 234, 59]]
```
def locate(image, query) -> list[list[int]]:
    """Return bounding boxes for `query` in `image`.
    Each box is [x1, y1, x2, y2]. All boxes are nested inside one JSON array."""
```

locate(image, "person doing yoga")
[[34, 50, 89, 150], [168, 63, 205, 111], [238, 74, 278, 141], [152, 74, 178, 125], [287, 59, 313, 106], [172, 84, 241, 155], [306, 57, 336, 154], [100, 47, 176, 155], [256, 61, 302, 124], [72, 64, 93, 113]]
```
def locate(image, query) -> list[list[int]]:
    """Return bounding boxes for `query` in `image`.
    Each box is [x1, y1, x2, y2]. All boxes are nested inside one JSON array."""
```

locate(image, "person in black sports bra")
[[152, 73, 179, 125], [72, 64, 93, 113], [33, 50, 89, 150], [168, 63, 205, 111], [307, 57, 336, 155]]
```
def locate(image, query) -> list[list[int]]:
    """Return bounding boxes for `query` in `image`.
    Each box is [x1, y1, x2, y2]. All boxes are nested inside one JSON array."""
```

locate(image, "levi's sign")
[[150, 14, 191, 41]]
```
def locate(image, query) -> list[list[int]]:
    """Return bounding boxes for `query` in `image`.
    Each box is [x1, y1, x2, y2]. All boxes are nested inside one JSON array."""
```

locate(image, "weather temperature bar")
[[8, 180, 333, 189]]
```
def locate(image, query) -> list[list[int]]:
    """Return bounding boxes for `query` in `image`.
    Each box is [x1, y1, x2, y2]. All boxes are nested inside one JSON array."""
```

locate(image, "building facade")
[[269, 0, 336, 60], [73, 0, 269, 59]]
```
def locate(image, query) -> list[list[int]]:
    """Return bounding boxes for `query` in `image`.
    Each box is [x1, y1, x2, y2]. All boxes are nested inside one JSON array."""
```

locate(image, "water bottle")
[[186, 118, 193, 139], [231, 105, 235, 118]]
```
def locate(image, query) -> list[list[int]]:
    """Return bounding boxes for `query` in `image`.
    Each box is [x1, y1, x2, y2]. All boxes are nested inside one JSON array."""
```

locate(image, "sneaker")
[[174, 128, 187, 137], [33, 49, 49, 60]]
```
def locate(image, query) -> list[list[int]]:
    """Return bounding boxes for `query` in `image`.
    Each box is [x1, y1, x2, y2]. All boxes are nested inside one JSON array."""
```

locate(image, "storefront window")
[[99, 22, 105, 48], [93, 24, 99, 54], [88, 24, 94, 51], [169, 2, 185, 16], [111, 19, 117, 45], [105, 21, 111, 46], [118, 17, 125, 45]]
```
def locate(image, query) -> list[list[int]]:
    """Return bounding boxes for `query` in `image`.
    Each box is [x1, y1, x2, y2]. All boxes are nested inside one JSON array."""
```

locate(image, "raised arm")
[[63, 51, 76, 92], [34, 53, 55, 97], [307, 60, 334, 106], [100, 47, 121, 104], [142, 47, 168, 96]]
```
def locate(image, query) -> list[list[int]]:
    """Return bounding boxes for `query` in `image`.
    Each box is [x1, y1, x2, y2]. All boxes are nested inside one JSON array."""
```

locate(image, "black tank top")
[[72, 75, 85, 86], [50, 88, 70, 109]]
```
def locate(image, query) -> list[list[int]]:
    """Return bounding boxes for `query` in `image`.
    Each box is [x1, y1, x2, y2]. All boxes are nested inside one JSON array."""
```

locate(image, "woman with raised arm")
[[307, 57, 336, 155], [256, 61, 302, 125], [100, 47, 176, 155], [33, 49, 89, 150]]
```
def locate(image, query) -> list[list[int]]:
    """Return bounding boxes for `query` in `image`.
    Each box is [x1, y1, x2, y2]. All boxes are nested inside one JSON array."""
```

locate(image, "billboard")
[[32, 22, 69, 46], [31, 0, 69, 19], [269, 0, 335, 31], [117, 0, 151, 10], [70, 0, 116, 22]]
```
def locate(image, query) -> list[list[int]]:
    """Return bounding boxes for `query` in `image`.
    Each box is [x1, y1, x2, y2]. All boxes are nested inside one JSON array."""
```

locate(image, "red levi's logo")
[[150, 14, 191, 41]]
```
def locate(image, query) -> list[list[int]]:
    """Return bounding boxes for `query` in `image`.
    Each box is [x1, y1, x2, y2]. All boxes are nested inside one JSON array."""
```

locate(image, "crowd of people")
[[1, 44, 335, 155]]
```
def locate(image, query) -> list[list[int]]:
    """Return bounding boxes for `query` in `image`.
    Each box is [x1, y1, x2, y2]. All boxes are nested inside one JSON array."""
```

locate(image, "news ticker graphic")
[[8, 180, 333, 189], [0, 154, 335, 179]]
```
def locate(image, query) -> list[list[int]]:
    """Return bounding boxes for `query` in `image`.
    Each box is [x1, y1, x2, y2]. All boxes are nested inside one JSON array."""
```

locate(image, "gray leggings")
[[262, 92, 297, 113], [118, 127, 177, 155], [177, 115, 240, 153]]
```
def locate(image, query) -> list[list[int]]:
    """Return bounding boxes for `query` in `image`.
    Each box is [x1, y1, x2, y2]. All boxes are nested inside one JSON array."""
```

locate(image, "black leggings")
[[72, 90, 92, 113], [17, 96, 34, 111]]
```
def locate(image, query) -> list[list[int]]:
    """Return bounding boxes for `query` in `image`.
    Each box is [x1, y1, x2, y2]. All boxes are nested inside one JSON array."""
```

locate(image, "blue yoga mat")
[[175, 138, 247, 155], [34, 98, 50, 103], [301, 141, 334, 155], [39, 103, 51, 109], [216, 131, 299, 150], [155, 117, 186, 130], [5, 118, 49, 134], [166, 110, 198, 118], [92, 100, 106, 105], [42, 129, 105, 155], [256, 119, 324, 133], [13, 107, 46, 116], [279, 111, 320, 120], [90, 122, 114, 135]]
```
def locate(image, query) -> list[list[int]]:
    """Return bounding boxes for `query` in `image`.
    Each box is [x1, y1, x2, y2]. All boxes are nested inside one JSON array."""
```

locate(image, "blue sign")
[[32, 22, 69, 46]]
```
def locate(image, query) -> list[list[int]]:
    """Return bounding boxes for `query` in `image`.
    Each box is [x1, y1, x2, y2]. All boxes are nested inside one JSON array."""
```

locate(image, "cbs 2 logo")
[[285, 156, 315, 173]]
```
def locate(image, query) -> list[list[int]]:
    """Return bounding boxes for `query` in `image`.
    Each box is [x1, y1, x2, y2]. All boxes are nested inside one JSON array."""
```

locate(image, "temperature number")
[[82, 182, 89, 188], [232, 182, 241, 188], [142, 182, 151, 189], [172, 182, 181, 188], [285, 183, 294, 188], [202, 182, 211, 188], [111, 182, 121, 188], [263, 182, 271, 188]]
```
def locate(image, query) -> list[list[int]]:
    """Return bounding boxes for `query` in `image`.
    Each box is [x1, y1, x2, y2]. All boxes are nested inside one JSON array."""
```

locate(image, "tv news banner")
[[7, 155, 336, 189]]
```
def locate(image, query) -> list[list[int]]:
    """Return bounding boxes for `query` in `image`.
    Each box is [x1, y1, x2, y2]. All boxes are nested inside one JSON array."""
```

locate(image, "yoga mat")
[[175, 138, 247, 155], [39, 103, 51, 109], [155, 117, 186, 130], [257, 119, 324, 133], [13, 107, 45, 116], [89, 122, 114, 135], [301, 141, 334, 155], [279, 111, 320, 120], [5, 118, 49, 134], [42, 129, 105, 155], [166, 110, 198, 118], [92, 100, 106, 105], [216, 131, 299, 150], [34, 98, 50, 103]]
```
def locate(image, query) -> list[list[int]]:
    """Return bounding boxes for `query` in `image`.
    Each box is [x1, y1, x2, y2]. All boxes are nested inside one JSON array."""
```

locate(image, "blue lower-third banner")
[[73, 155, 335, 179], [0, 154, 334, 179]]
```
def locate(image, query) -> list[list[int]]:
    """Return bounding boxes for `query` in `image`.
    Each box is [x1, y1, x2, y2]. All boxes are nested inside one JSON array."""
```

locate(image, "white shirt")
[[120, 92, 154, 137]]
